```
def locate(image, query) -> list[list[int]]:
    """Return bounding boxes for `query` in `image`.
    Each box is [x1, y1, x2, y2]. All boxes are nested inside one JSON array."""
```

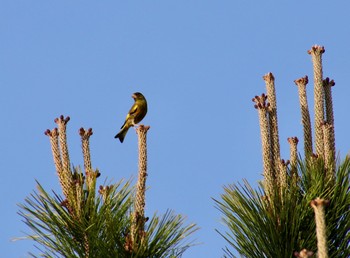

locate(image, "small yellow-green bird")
[[114, 92, 148, 143]]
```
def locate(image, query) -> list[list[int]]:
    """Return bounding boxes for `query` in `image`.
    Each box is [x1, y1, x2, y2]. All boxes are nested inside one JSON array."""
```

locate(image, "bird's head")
[[132, 92, 145, 100]]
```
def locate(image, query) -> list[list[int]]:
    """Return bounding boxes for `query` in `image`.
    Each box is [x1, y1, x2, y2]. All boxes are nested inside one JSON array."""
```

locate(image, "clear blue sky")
[[1, 2, 350, 257]]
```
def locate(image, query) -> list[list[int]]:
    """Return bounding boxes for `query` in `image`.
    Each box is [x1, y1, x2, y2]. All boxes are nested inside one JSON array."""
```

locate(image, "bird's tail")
[[114, 126, 130, 143]]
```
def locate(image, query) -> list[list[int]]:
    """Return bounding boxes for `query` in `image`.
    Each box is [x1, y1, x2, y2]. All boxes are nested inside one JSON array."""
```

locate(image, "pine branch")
[[294, 76, 313, 159], [263, 73, 281, 181], [308, 45, 326, 159], [252, 94, 274, 199], [311, 198, 329, 258]]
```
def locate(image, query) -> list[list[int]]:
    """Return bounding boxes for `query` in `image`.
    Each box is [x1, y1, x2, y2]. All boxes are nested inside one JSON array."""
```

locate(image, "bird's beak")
[[132, 94, 136, 99]]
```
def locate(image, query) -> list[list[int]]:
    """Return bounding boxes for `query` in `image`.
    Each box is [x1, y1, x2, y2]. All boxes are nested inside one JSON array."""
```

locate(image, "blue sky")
[[1, 1, 350, 257]]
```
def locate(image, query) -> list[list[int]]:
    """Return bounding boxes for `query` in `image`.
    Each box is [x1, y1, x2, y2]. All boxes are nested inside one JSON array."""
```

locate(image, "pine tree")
[[215, 46, 350, 257], [18, 116, 197, 257]]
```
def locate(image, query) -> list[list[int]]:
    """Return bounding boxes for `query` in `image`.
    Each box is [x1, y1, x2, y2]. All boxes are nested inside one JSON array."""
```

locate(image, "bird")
[[114, 92, 148, 143]]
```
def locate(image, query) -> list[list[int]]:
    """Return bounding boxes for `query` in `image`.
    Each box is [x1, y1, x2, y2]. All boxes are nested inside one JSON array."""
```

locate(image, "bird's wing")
[[122, 103, 138, 126], [128, 103, 138, 116]]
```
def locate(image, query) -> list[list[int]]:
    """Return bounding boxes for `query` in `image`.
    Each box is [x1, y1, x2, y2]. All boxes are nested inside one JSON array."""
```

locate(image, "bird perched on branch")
[[114, 92, 148, 143]]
